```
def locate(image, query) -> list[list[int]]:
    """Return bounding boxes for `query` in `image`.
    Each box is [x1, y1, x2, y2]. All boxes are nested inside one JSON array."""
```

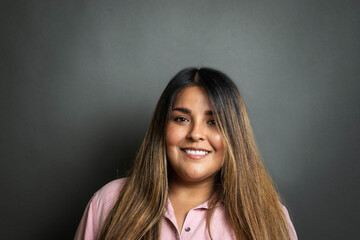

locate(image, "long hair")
[[98, 67, 291, 240]]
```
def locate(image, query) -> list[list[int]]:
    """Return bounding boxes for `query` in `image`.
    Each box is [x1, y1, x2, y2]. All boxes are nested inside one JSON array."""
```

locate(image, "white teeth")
[[184, 149, 209, 155]]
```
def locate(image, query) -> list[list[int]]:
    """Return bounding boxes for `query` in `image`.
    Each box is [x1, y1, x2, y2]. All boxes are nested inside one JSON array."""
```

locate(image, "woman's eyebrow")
[[205, 110, 213, 115], [172, 107, 213, 115], [172, 107, 191, 113]]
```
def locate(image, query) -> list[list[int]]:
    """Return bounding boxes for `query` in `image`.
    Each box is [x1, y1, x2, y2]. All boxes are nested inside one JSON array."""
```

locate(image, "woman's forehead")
[[172, 86, 212, 109]]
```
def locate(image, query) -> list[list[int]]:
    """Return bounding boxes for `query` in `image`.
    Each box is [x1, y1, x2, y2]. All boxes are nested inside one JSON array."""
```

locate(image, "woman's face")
[[166, 86, 225, 184]]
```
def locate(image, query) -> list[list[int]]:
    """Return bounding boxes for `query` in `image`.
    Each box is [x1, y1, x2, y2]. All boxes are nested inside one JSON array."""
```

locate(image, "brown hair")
[[98, 67, 291, 239]]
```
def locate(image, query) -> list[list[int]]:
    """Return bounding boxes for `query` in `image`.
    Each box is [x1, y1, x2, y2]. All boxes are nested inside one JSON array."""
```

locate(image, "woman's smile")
[[180, 147, 211, 159]]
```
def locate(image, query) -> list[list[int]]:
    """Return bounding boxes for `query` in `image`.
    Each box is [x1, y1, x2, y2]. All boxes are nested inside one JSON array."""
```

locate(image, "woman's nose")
[[186, 121, 206, 141]]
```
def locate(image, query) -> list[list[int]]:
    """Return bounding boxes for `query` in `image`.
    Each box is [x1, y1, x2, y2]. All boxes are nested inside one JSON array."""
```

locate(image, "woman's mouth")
[[180, 148, 210, 159]]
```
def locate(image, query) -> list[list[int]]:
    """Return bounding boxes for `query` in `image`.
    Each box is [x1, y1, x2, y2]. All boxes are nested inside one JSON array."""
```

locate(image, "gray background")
[[1, 0, 359, 239]]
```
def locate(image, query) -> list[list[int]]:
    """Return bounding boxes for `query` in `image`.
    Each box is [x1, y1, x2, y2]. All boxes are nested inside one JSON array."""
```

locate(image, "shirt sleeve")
[[282, 205, 298, 240], [74, 193, 101, 240], [74, 179, 126, 240]]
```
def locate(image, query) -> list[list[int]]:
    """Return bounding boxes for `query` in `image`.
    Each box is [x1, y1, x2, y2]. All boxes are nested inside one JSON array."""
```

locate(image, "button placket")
[[182, 210, 194, 235]]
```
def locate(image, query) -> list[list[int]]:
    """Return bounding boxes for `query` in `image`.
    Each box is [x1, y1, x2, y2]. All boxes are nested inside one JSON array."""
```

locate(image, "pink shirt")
[[75, 179, 298, 240]]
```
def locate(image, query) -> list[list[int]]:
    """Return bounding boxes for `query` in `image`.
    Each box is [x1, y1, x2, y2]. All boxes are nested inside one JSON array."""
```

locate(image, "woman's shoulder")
[[93, 178, 127, 206], [96, 178, 127, 197], [86, 178, 128, 225], [74, 178, 127, 240], [281, 204, 298, 240]]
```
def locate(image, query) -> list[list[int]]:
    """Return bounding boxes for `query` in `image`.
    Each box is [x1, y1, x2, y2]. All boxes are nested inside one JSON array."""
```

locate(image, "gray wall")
[[1, 0, 359, 239]]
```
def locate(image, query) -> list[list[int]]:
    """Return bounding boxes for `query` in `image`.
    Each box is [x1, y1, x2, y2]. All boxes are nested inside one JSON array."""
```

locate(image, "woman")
[[75, 67, 298, 240]]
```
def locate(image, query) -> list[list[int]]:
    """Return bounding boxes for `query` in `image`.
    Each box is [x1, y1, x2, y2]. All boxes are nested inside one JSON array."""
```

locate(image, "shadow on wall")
[[41, 114, 147, 240]]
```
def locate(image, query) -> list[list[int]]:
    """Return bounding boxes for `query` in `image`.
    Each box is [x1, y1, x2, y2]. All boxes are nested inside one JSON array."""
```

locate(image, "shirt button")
[[185, 227, 191, 232]]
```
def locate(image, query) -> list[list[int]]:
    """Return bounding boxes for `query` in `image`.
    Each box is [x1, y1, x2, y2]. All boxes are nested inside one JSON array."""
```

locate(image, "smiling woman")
[[75, 68, 298, 240]]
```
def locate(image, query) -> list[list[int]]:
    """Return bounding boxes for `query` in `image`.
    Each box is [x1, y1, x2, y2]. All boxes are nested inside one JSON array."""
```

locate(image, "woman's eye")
[[207, 120, 216, 125], [174, 117, 188, 122]]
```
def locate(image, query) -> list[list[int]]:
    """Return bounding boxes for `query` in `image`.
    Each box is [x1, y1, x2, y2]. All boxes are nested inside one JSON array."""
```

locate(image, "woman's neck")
[[168, 175, 215, 206], [168, 176, 216, 231]]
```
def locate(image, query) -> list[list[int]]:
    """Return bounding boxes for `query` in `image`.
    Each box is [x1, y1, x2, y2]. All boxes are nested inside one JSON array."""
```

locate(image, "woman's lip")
[[180, 148, 211, 160], [180, 147, 211, 152]]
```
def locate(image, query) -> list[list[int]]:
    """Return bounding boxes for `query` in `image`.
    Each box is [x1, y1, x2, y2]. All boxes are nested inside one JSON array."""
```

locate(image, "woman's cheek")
[[210, 132, 224, 150]]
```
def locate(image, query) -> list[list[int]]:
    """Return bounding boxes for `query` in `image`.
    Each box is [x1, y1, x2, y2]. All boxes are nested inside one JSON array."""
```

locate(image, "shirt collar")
[[164, 195, 222, 216]]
